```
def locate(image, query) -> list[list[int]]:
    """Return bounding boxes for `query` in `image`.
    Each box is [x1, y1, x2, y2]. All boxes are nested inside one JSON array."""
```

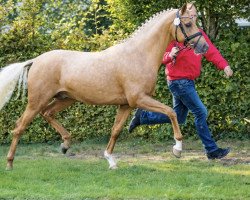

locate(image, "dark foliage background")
[[0, 0, 249, 144]]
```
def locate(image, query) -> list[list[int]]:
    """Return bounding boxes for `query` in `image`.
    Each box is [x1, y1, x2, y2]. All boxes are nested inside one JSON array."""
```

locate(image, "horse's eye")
[[185, 22, 192, 28]]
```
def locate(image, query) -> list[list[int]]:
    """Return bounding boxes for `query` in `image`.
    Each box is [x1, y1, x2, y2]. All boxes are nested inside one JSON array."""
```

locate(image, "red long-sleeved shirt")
[[163, 29, 229, 80]]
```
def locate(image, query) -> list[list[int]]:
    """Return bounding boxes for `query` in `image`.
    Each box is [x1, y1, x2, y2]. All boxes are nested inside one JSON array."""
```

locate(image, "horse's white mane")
[[120, 8, 175, 44]]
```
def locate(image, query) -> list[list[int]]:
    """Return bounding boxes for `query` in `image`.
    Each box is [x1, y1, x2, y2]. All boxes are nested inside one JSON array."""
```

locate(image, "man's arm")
[[201, 30, 233, 77]]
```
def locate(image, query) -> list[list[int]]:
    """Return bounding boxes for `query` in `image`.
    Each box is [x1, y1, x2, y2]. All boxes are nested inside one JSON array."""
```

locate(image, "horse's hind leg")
[[104, 105, 132, 169], [6, 105, 42, 170], [41, 98, 76, 154]]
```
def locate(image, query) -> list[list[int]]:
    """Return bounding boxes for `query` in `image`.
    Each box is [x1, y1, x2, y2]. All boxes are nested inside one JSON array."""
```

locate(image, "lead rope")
[[172, 42, 191, 65]]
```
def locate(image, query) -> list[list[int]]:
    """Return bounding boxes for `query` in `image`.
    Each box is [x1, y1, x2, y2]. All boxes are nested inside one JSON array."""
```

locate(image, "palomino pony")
[[0, 3, 208, 170]]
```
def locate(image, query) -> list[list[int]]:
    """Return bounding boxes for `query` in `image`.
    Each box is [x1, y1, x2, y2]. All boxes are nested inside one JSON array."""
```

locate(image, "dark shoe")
[[207, 147, 230, 159], [128, 109, 142, 133]]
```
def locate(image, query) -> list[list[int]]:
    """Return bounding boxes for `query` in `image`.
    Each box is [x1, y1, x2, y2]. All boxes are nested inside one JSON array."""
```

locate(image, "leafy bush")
[[0, 1, 249, 144]]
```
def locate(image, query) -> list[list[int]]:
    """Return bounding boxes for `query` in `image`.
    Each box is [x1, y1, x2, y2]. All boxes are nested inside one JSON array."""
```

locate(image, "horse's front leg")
[[135, 94, 183, 157], [105, 105, 132, 169]]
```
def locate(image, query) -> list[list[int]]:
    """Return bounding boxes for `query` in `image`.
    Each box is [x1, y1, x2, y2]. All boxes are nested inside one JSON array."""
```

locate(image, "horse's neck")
[[125, 10, 176, 69]]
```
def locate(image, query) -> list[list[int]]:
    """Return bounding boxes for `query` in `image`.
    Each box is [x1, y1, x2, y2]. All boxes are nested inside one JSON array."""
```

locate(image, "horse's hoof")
[[109, 164, 118, 170], [6, 166, 13, 171], [104, 150, 117, 169], [6, 164, 13, 171], [60, 143, 69, 154], [172, 147, 182, 158]]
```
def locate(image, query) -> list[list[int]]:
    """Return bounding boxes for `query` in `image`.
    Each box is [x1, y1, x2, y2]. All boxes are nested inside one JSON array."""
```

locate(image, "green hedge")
[[0, 1, 249, 144], [1, 29, 249, 144], [1, 27, 250, 144]]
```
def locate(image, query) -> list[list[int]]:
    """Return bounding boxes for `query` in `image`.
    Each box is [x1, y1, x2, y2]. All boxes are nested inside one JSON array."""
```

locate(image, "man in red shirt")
[[129, 4, 233, 159]]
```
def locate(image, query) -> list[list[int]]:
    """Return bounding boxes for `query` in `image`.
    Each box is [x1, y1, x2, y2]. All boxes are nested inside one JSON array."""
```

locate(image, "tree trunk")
[[199, 6, 219, 40]]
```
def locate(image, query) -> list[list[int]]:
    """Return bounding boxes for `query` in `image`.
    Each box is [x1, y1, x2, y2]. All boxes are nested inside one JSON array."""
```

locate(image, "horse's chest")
[[126, 72, 157, 94]]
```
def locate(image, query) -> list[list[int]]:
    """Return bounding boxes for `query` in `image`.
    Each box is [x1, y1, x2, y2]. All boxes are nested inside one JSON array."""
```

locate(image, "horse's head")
[[172, 2, 209, 54]]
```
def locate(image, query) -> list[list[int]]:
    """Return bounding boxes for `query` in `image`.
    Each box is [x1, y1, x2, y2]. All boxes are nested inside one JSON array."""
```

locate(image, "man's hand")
[[224, 66, 233, 78], [169, 47, 179, 59]]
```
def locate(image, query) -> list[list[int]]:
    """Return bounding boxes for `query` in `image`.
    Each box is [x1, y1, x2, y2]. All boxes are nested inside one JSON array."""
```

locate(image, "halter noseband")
[[174, 10, 202, 46]]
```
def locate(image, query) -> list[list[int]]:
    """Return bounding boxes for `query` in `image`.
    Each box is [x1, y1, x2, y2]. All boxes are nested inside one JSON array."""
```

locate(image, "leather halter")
[[175, 10, 202, 46]]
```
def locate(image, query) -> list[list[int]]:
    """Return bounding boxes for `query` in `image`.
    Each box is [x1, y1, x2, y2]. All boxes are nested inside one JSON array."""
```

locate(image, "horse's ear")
[[181, 3, 187, 15], [187, 1, 196, 10]]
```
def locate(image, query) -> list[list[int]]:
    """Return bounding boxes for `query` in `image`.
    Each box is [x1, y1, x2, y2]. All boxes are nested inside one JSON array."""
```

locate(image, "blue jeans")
[[140, 79, 218, 153]]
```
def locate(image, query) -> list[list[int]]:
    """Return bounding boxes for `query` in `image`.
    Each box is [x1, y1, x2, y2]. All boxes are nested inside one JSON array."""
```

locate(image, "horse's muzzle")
[[195, 43, 209, 55]]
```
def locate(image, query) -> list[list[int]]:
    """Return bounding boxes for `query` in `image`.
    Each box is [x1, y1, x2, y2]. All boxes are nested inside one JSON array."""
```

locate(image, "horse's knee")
[[168, 109, 177, 120]]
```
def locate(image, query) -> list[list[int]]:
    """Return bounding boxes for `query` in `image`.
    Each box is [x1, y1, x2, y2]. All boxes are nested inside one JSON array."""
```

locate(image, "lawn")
[[0, 139, 249, 200]]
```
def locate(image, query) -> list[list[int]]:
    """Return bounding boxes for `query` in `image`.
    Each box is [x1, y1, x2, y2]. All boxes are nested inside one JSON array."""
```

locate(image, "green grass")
[[0, 139, 249, 200]]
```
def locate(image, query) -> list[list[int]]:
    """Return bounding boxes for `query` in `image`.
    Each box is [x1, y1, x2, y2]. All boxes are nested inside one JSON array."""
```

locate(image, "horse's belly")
[[67, 89, 128, 105]]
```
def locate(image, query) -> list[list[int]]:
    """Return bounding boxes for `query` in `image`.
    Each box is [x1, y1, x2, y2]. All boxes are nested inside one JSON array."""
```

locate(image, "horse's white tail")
[[0, 60, 33, 111]]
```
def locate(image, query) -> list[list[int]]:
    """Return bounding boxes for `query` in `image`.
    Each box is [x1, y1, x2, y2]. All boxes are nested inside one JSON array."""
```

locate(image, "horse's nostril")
[[195, 43, 209, 54], [203, 44, 209, 53]]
